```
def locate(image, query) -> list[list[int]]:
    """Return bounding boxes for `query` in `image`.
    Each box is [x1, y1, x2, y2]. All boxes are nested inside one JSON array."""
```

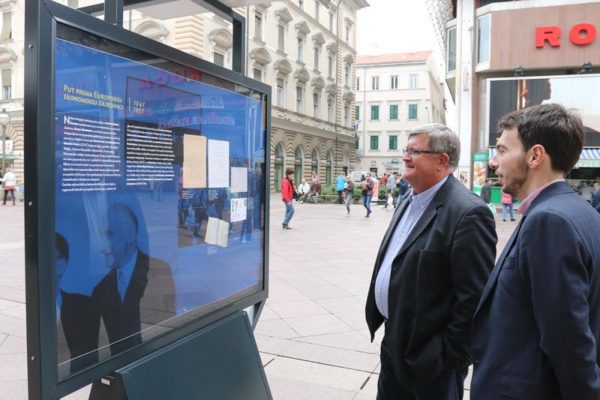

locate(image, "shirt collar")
[[411, 175, 449, 207], [518, 178, 565, 215]]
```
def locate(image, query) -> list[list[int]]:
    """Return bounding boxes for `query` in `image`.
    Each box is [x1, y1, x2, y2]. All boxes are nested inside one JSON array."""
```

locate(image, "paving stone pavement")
[[0, 196, 518, 399]]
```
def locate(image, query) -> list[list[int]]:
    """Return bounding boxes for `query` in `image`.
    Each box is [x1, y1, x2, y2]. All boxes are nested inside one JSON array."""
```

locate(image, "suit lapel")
[[476, 215, 526, 314], [397, 204, 437, 256]]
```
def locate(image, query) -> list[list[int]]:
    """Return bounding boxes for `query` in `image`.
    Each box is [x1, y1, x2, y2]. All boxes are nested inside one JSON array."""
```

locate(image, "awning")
[[489, 147, 600, 168]]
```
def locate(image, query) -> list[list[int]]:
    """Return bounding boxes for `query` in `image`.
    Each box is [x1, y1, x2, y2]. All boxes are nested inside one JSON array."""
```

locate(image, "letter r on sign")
[[535, 26, 561, 48]]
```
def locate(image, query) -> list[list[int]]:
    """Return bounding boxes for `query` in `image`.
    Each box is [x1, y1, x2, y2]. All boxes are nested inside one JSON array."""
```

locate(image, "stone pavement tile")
[[335, 312, 369, 331], [296, 285, 354, 300], [0, 335, 26, 355], [278, 275, 334, 290], [0, 354, 27, 382], [268, 300, 329, 319], [338, 283, 369, 299], [264, 355, 371, 393], [0, 379, 28, 399], [0, 303, 26, 319], [315, 296, 366, 316], [294, 331, 380, 354], [0, 285, 25, 303], [63, 385, 92, 399], [0, 314, 26, 338], [267, 375, 356, 400], [258, 304, 280, 321], [353, 372, 379, 400], [321, 274, 366, 287], [0, 298, 22, 311], [254, 318, 300, 339], [256, 335, 295, 356], [465, 366, 473, 390], [271, 268, 316, 279], [268, 285, 311, 304], [279, 341, 379, 372], [309, 266, 352, 278], [283, 315, 352, 337]]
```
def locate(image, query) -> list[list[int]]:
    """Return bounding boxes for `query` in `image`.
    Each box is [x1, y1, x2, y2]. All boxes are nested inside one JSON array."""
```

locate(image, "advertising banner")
[[54, 30, 266, 377]]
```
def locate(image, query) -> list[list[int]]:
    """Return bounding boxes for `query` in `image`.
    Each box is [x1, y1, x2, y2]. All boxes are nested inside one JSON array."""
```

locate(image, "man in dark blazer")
[[61, 203, 176, 364], [365, 124, 497, 399], [471, 103, 600, 399]]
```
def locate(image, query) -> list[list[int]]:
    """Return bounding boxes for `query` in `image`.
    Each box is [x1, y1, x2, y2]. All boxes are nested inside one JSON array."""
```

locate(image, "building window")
[[355, 105, 360, 120], [409, 73, 418, 89], [344, 105, 349, 126], [345, 24, 351, 43], [344, 64, 350, 86], [278, 25, 285, 52], [327, 97, 334, 122], [447, 26, 457, 73], [389, 135, 397, 150], [390, 75, 398, 89], [213, 52, 224, 66], [1, 12, 11, 41], [389, 104, 398, 120], [408, 104, 418, 120], [1, 69, 10, 100], [299, 0, 303, 10], [356, 77, 360, 90], [253, 68, 262, 82], [294, 147, 303, 185], [276, 78, 285, 107], [370, 105, 379, 120], [254, 11, 263, 40], [477, 14, 491, 64], [297, 37, 304, 61], [372, 76, 379, 90], [314, 0, 319, 22], [313, 93, 320, 118], [313, 47, 320, 70], [274, 144, 285, 192], [328, 55, 333, 78], [296, 85, 304, 113], [329, 13, 334, 31], [370, 136, 379, 150]]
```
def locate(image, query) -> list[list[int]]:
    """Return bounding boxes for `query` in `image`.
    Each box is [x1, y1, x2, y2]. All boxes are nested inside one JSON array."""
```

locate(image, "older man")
[[365, 124, 497, 399], [472, 104, 600, 399]]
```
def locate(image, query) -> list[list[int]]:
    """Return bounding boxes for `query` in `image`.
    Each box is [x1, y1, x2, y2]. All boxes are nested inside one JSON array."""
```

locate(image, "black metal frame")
[[24, 1, 270, 398]]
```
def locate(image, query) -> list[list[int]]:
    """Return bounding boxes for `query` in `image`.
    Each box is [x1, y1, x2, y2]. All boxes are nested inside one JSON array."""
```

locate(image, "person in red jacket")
[[281, 168, 296, 229]]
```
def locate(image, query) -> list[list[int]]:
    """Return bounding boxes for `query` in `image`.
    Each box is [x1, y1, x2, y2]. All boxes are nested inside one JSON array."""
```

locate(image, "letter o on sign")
[[570, 23, 597, 46]]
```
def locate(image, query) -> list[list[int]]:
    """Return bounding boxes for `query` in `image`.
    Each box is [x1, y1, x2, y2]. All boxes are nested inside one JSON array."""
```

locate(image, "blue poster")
[[54, 38, 265, 375]]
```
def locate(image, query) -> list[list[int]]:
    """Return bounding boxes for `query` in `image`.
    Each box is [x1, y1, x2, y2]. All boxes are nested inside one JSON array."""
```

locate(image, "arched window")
[[274, 143, 285, 192], [325, 151, 333, 185], [294, 146, 304, 185], [342, 152, 350, 176], [311, 149, 319, 179]]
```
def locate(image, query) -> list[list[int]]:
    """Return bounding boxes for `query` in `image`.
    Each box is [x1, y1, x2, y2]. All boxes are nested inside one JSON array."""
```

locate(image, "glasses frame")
[[402, 147, 442, 157]]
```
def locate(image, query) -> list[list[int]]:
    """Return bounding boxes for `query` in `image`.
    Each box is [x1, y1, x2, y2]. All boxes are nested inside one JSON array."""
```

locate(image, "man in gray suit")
[[365, 124, 497, 399]]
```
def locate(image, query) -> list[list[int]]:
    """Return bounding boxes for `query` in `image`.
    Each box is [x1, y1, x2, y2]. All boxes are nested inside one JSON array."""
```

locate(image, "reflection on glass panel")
[[478, 14, 491, 64], [447, 26, 457, 73]]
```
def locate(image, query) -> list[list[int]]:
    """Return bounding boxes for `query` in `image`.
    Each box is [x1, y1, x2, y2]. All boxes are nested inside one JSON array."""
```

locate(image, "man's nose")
[[488, 158, 498, 170]]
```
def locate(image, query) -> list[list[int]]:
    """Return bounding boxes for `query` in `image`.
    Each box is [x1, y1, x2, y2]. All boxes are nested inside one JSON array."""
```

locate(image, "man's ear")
[[438, 153, 450, 170], [528, 144, 546, 169]]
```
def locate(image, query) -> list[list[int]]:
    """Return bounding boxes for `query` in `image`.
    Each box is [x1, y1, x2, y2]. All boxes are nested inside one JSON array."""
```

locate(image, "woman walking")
[[281, 168, 296, 229], [343, 175, 355, 216], [501, 190, 515, 222]]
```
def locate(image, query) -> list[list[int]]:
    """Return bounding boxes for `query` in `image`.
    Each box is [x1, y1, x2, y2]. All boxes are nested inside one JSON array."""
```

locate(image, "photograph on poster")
[[54, 27, 266, 378], [488, 75, 600, 147]]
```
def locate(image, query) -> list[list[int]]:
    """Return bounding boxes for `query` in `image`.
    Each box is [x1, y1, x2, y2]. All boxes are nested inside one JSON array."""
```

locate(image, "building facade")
[[355, 52, 445, 176], [428, 0, 600, 192], [4, 0, 368, 190]]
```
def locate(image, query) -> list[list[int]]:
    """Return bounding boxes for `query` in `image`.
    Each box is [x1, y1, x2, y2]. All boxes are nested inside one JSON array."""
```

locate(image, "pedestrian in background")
[[500, 190, 514, 221], [362, 173, 374, 217], [395, 172, 409, 207], [1, 168, 17, 206], [480, 178, 492, 205], [471, 103, 600, 400], [366, 123, 497, 399], [297, 178, 310, 204], [343, 175, 354, 216], [336, 173, 346, 204], [281, 168, 295, 230], [386, 172, 396, 198]]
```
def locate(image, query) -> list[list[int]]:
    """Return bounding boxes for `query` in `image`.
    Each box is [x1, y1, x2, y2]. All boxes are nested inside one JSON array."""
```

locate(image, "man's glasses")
[[402, 147, 442, 157]]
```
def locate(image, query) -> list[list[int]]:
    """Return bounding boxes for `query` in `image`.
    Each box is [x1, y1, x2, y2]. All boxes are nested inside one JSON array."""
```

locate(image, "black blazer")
[[61, 250, 176, 362], [471, 182, 600, 400], [365, 175, 497, 389]]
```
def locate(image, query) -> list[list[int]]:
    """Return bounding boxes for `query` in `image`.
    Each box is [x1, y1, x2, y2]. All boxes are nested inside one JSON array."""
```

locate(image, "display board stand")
[[88, 311, 272, 400]]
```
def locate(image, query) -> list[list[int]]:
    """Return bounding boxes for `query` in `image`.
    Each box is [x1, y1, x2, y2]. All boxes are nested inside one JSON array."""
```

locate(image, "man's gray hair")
[[408, 123, 461, 170]]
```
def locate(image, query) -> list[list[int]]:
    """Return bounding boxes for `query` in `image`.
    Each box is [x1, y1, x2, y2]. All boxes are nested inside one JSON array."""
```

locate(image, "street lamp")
[[0, 109, 10, 173]]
